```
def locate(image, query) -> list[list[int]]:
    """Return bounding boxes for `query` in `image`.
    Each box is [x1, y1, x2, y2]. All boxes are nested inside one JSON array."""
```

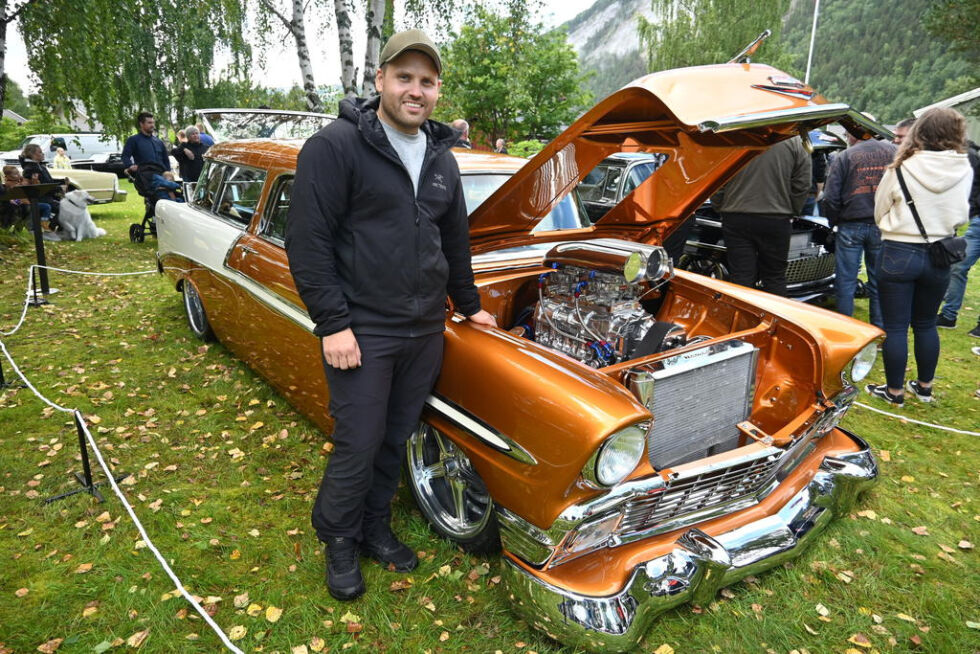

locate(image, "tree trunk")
[[360, 0, 385, 97], [291, 0, 322, 111], [0, 15, 8, 117], [334, 0, 357, 97]]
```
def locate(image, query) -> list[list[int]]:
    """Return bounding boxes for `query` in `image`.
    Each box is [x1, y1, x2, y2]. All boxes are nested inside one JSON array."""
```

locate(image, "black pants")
[[721, 212, 792, 297], [312, 332, 443, 542]]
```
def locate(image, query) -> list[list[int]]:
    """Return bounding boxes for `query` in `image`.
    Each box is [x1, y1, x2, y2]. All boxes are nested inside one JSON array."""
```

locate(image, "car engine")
[[523, 240, 686, 367]]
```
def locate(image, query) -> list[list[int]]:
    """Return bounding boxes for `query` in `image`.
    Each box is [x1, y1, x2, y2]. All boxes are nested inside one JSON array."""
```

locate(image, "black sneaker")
[[969, 324, 980, 338], [324, 537, 365, 601], [362, 523, 418, 572], [936, 314, 956, 329], [906, 380, 933, 403], [866, 383, 904, 407]]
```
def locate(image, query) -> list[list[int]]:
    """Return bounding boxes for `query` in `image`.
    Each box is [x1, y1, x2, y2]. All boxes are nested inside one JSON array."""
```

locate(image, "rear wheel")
[[406, 423, 499, 554], [182, 281, 215, 342], [129, 223, 145, 243]]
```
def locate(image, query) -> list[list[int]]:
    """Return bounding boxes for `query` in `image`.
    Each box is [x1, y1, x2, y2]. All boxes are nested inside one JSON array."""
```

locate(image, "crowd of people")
[[715, 107, 978, 404]]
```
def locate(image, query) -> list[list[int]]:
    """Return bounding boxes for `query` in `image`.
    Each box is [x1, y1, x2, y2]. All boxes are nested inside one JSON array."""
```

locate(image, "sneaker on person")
[[972, 346, 980, 356], [361, 522, 418, 572], [866, 383, 904, 407], [936, 314, 956, 329], [969, 323, 980, 338], [324, 537, 365, 601], [905, 379, 933, 403]]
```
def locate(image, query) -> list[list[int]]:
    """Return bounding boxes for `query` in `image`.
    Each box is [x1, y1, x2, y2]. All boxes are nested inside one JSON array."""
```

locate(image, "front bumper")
[[502, 431, 877, 652]]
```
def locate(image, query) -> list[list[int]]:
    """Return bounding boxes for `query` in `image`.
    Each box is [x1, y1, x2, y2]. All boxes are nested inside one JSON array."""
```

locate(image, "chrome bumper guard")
[[502, 432, 877, 653]]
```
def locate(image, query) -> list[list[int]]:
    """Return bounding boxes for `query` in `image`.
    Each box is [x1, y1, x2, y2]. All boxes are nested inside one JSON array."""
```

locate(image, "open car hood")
[[467, 63, 889, 253]]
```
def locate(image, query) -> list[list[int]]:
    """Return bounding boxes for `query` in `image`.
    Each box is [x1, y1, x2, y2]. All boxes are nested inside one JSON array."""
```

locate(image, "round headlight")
[[592, 425, 647, 487], [847, 341, 878, 382]]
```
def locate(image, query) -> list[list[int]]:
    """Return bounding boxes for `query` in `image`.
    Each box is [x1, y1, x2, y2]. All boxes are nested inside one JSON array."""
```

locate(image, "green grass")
[[0, 184, 977, 653]]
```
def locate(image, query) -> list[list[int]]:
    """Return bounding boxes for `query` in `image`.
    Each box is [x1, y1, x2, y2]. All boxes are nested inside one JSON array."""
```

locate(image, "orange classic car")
[[156, 64, 883, 652]]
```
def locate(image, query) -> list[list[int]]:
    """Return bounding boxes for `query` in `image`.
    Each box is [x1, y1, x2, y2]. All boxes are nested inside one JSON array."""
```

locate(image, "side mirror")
[[183, 181, 196, 201]]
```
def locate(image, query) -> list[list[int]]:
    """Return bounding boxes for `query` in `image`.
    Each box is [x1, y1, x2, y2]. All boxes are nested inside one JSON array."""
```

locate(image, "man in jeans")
[[821, 133, 896, 328], [937, 141, 980, 335], [711, 136, 811, 297]]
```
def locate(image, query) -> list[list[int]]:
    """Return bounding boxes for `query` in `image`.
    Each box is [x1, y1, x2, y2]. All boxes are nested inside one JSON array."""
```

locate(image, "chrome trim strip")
[[497, 508, 556, 566], [698, 104, 865, 133], [425, 394, 538, 465], [503, 432, 878, 653]]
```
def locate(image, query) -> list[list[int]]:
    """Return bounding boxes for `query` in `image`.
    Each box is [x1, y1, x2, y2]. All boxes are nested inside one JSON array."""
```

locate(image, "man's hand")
[[127, 164, 138, 174], [322, 329, 361, 370], [183, 148, 194, 160], [466, 310, 497, 327]]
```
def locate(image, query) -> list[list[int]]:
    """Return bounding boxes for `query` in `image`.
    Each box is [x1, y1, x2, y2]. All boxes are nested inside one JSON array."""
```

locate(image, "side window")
[[216, 166, 266, 226], [193, 162, 225, 211], [600, 167, 623, 202], [260, 176, 293, 243]]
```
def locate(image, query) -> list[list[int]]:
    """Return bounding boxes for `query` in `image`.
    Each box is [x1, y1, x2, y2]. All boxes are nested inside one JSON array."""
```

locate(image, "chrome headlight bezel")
[[845, 341, 879, 383], [583, 423, 648, 488]]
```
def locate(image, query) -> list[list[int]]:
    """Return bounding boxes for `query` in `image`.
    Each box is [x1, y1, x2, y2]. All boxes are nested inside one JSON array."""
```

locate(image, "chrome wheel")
[[182, 281, 215, 342], [407, 423, 499, 552]]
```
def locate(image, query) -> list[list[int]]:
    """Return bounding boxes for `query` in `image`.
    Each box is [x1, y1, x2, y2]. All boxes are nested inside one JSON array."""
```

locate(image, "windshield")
[[461, 173, 590, 232], [198, 111, 335, 141]]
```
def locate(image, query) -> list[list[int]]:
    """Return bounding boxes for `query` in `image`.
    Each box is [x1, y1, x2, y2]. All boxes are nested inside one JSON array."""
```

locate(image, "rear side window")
[[193, 162, 225, 211], [216, 166, 266, 226], [260, 176, 293, 243]]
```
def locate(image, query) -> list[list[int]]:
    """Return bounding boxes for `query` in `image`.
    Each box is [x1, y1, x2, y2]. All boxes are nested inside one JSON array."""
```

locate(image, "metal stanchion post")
[[7, 183, 62, 306], [43, 411, 129, 504]]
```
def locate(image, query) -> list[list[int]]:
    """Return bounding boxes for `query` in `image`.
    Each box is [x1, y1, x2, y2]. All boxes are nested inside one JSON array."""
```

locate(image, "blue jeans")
[[835, 222, 882, 327], [939, 215, 980, 321], [876, 241, 950, 389]]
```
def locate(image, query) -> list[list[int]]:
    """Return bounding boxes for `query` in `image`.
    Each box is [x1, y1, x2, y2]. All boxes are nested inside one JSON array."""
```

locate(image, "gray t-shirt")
[[380, 120, 427, 196]]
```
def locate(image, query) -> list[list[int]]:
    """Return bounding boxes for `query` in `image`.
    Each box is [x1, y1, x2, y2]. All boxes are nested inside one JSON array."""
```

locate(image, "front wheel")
[[677, 253, 729, 280], [182, 281, 215, 342], [406, 423, 500, 554]]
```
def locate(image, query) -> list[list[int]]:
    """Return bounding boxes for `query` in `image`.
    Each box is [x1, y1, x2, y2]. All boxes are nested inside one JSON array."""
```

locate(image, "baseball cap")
[[379, 29, 442, 75]]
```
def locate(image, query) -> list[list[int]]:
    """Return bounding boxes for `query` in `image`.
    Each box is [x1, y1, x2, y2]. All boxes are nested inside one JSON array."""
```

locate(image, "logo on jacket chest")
[[431, 173, 448, 192]]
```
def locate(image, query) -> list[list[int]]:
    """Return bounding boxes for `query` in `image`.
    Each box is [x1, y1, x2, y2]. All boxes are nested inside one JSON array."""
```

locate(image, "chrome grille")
[[785, 252, 835, 284], [617, 448, 783, 535], [629, 340, 757, 470]]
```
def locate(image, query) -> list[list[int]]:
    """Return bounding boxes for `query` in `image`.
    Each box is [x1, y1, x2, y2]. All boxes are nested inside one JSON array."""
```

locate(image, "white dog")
[[56, 190, 106, 242]]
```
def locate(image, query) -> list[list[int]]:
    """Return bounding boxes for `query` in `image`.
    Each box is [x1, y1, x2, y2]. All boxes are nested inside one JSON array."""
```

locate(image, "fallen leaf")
[[847, 633, 872, 648], [227, 626, 246, 641], [339, 611, 361, 624], [856, 510, 877, 520], [291, 646, 309, 654], [896, 613, 917, 623], [125, 629, 149, 648], [81, 606, 98, 618], [439, 632, 450, 642], [900, 475, 915, 483], [15, 588, 28, 597], [389, 579, 413, 592], [246, 603, 263, 617], [229, 549, 241, 560], [36, 638, 62, 653], [815, 603, 830, 617], [233, 592, 249, 608], [911, 526, 929, 536], [879, 450, 891, 462], [265, 606, 282, 623], [958, 540, 974, 550], [74, 563, 93, 574], [653, 645, 675, 654], [309, 637, 326, 652]]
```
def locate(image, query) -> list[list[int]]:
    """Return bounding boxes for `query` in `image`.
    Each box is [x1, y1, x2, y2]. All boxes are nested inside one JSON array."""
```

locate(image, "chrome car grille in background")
[[786, 252, 835, 284], [629, 340, 758, 470], [617, 447, 783, 537]]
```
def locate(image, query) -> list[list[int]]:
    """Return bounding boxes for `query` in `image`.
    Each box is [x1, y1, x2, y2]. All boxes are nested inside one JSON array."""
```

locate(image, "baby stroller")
[[128, 162, 165, 243]]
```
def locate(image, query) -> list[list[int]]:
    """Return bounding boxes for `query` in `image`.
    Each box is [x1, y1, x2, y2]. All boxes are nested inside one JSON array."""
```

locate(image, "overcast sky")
[[6, 0, 596, 96]]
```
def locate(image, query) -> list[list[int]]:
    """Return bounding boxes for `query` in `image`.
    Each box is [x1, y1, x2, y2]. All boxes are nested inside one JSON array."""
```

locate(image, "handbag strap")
[[895, 166, 931, 244]]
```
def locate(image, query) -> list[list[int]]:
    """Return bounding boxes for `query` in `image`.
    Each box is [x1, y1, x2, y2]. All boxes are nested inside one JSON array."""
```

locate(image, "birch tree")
[[360, 0, 385, 96], [335, 0, 358, 96], [257, 0, 324, 111]]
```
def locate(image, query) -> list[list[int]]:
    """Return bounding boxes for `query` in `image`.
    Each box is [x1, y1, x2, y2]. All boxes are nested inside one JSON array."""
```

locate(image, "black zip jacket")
[[285, 96, 482, 338]]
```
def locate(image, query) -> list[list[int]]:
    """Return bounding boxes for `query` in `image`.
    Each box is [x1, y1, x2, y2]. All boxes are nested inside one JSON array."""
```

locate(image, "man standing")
[[121, 112, 170, 174], [285, 29, 495, 601], [711, 136, 811, 296], [821, 133, 896, 328], [892, 118, 915, 146], [172, 125, 210, 182], [451, 119, 472, 148], [937, 140, 980, 332]]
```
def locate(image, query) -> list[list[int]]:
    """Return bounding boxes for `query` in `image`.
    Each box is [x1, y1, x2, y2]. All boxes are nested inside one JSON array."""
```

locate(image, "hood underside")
[[467, 63, 889, 254]]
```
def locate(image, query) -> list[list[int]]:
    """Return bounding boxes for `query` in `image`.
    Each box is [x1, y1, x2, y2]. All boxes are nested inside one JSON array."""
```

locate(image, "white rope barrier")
[[854, 401, 980, 437], [0, 265, 243, 654], [2, 264, 157, 337]]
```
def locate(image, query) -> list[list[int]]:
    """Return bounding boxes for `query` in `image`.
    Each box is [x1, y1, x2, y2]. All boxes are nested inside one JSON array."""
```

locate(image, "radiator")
[[628, 340, 758, 469]]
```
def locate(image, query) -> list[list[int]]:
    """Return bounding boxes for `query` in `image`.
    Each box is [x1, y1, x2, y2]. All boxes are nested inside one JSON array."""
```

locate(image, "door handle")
[[241, 246, 258, 257]]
